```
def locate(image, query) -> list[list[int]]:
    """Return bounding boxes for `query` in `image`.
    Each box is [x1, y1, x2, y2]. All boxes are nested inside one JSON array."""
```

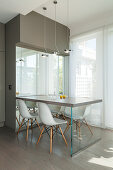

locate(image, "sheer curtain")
[[104, 25, 113, 129], [70, 30, 103, 127]]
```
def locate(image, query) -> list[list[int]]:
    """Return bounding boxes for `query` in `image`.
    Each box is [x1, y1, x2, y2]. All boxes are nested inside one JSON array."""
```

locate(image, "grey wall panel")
[[5, 15, 20, 129], [0, 52, 5, 122], [0, 23, 5, 51]]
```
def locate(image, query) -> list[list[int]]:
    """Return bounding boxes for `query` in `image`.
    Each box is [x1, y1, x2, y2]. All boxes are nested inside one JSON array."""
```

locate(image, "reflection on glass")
[[16, 46, 65, 96]]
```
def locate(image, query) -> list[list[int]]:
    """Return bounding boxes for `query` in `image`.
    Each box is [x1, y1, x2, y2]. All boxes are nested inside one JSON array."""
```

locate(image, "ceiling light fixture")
[[42, 7, 48, 58], [64, 0, 71, 54]]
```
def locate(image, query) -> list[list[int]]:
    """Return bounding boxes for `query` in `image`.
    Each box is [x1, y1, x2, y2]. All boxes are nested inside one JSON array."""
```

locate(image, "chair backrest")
[[17, 99, 31, 118], [65, 105, 86, 118], [48, 104, 61, 113], [37, 102, 55, 126], [83, 105, 91, 119], [26, 101, 36, 109]]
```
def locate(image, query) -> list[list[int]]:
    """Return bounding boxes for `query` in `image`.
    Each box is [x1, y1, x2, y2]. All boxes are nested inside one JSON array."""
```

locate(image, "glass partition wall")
[[16, 46, 68, 131], [16, 47, 65, 96], [16, 46, 101, 156]]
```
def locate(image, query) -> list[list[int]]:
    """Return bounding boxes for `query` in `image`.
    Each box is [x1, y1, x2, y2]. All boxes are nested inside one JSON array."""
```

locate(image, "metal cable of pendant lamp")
[[64, 0, 71, 54], [42, 7, 48, 58], [53, 0, 59, 55]]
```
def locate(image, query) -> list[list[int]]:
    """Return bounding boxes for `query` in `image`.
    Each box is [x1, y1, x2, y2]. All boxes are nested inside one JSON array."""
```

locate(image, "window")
[[16, 47, 65, 95]]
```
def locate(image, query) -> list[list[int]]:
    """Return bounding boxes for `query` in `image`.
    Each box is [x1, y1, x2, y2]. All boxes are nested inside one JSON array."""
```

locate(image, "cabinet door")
[[0, 23, 5, 51], [0, 52, 5, 122]]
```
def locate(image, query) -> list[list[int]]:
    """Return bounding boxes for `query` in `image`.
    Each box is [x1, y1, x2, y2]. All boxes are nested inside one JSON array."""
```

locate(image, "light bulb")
[[41, 54, 48, 58], [64, 49, 71, 54]]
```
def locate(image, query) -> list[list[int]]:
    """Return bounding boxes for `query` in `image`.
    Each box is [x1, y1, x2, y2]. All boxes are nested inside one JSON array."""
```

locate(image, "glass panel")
[[64, 104, 102, 156], [16, 46, 67, 131], [16, 47, 65, 96]]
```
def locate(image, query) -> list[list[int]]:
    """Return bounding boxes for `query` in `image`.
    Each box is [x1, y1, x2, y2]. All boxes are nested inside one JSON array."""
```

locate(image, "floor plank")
[[0, 127, 113, 170]]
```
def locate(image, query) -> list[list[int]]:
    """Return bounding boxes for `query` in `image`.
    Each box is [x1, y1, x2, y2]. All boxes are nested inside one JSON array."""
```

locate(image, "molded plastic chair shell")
[[37, 102, 67, 126], [17, 99, 39, 119]]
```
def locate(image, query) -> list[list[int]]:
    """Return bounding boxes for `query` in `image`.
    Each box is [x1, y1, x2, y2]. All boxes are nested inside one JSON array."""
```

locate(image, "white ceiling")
[[0, 0, 113, 36], [35, 0, 113, 35], [35, 0, 113, 25], [0, 0, 49, 23]]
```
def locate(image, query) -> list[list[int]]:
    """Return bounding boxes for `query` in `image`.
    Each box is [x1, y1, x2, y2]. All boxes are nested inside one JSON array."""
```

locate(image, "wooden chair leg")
[[26, 119, 29, 141], [63, 119, 71, 134], [76, 121, 78, 131], [84, 119, 93, 135], [17, 118, 25, 136], [50, 126, 53, 154], [59, 126, 68, 146], [31, 119, 33, 129], [52, 127, 53, 138], [35, 119, 41, 132], [78, 120, 81, 138], [37, 126, 45, 145], [56, 125, 58, 133], [19, 114, 20, 121], [16, 117, 20, 126], [56, 114, 58, 118]]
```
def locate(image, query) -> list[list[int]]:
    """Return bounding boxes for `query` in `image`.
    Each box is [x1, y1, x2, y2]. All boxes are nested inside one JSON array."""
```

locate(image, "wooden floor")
[[0, 127, 113, 170]]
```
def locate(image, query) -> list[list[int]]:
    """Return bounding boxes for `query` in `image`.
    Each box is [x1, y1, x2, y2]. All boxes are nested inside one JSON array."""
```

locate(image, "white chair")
[[37, 102, 68, 154], [17, 100, 41, 141], [63, 106, 93, 137], [26, 101, 38, 113], [48, 104, 61, 117]]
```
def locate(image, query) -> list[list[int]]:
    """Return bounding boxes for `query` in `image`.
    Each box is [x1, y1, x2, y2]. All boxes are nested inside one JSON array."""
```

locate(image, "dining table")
[[16, 94, 102, 156]]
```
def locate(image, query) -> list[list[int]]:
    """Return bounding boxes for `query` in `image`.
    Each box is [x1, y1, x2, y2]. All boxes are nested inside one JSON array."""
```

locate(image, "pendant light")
[[64, 0, 71, 54], [53, 0, 59, 55], [42, 7, 48, 58]]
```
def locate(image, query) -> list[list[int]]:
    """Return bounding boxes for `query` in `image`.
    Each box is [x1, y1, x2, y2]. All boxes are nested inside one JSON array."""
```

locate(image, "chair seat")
[[46, 118, 67, 126], [25, 113, 40, 119], [64, 113, 84, 120], [54, 118, 67, 125]]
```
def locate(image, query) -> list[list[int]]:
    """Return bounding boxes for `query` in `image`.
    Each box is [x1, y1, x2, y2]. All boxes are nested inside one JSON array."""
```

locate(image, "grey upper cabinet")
[[45, 18, 56, 52], [0, 23, 5, 51], [20, 12, 69, 55], [20, 12, 44, 49]]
